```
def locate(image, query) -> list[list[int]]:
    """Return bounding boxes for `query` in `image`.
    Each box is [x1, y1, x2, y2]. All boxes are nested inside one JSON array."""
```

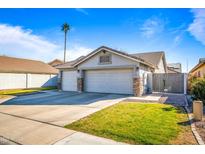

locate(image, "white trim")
[[73, 47, 155, 69], [79, 65, 136, 70]]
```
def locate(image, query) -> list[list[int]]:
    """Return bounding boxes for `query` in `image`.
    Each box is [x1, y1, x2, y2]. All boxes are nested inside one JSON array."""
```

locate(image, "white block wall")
[[0, 73, 27, 89], [0, 73, 57, 90]]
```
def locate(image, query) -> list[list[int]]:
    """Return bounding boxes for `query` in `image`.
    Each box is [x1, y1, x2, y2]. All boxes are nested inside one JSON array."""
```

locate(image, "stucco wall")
[[190, 63, 205, 78], [139, 64, 152, 94], [78, 51, 139, 70], [0, 73, 57, 90], [154, 58, 166, 73]]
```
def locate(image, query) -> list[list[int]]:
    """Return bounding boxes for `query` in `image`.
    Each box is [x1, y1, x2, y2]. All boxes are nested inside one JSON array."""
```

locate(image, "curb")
[[184, 106, 204, 145]]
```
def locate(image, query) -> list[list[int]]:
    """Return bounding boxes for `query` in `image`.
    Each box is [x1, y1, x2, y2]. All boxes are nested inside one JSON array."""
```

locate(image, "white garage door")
[[85, 69, 133, 94], [62, 71, 77, 91]]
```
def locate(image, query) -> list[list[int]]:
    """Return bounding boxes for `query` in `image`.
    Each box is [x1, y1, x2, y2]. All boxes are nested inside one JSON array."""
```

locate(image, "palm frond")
[[61, 23, 70, 32]]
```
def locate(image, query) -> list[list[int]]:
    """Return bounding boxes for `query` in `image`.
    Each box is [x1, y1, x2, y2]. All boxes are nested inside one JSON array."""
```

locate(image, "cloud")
[[75, 8, 89, 15], [188, 9, 205, 45], [0, 24, 60, 60], [60, 45, 93, 61], [140, 17, 165, 38], [174, 35, 182, 45], [0, 23, 93, 62]]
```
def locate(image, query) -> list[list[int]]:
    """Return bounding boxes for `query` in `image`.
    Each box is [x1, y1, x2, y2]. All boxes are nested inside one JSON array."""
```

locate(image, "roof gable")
[[73, 46, 155, 68], [56, 46, 169, 70], [48, 59, 63, 67], [131, 51, 167, 72], [131, 51, 164, 67], [190, 61, 205, 73]]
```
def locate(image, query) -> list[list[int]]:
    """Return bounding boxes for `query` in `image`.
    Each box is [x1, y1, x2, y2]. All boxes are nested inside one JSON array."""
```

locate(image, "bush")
[[190, 78, 205, 104]]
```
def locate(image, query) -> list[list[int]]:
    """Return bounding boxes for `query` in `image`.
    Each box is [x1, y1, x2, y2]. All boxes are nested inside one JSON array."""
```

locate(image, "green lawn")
[[0, 86, 57, 96], [65, 102, 196, 145]]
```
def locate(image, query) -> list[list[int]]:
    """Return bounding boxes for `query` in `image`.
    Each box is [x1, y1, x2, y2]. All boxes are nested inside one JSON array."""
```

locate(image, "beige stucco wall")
[[139, 64, 152, 94], [77, 51, 140, 70], [190, 63, 205, 78], [154, 58, 166, 73]]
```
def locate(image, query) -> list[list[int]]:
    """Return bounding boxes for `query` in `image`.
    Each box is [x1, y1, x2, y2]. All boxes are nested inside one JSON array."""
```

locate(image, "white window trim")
[[98, 54, 112, 65]]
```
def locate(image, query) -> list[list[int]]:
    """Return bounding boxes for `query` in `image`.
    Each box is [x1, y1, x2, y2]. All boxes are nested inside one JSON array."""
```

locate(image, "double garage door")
[[62, 69, 133, 94]]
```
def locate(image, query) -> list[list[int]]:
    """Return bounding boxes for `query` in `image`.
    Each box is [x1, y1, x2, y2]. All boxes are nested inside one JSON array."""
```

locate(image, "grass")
[[65, 102, 197, 145], [0, 86, 57, 96], [0, 95, 9, 99]]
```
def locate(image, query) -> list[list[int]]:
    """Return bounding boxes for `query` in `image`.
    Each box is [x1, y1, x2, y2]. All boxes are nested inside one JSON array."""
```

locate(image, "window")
[[198, 71, 201, 77], [99, 54, 111, 64]]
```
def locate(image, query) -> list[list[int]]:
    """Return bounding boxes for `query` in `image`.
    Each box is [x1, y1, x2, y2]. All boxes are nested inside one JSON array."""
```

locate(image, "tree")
[[61, 23, 70, 63], [190, 77, 205, 105]]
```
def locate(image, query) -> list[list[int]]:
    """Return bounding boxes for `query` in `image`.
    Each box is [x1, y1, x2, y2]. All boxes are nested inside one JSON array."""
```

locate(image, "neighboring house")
[[48, 59, 64, 67], [56, 46, 168, 96], [189, 58, 205, 78], [0, 56, 58, 90], [167, 63, 182, 73]]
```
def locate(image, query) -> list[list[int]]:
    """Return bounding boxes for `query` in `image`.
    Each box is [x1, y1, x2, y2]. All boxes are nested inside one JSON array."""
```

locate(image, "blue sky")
[[0, 8, 204, 72]]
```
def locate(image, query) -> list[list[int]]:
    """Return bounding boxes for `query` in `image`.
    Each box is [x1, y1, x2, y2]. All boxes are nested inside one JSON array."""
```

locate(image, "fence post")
[[193, 101, 203, 121], [184, 73, 187, 94], [26, 73, 28, 88]]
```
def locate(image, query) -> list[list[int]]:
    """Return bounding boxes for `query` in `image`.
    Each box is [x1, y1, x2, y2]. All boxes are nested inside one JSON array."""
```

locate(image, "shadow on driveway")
[[1, 91, 129, 105]]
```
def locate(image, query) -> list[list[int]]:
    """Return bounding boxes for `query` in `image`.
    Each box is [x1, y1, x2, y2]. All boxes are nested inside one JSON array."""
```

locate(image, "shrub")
[[190, 77, 205, 104]]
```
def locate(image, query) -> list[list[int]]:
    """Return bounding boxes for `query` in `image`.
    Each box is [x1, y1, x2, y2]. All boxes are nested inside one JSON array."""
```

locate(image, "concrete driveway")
[[0, 91, 127, 144], [2, 91, 123, 105], [0, 91, 127, 126]]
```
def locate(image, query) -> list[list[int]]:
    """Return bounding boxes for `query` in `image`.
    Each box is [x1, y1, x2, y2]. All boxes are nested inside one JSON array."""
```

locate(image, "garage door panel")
[[85, 69, 133, 94], [62, 71, 77, 91]]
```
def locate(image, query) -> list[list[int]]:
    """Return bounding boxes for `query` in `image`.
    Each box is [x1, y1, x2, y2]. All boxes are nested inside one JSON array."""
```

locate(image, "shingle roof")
[[56, 56, 85, 69], [131, 51, 165, 68], [48, 59, 64, 67], [0, 56, 58, 74], [167, 67, 180, 73], [167, 63, 181, 73]]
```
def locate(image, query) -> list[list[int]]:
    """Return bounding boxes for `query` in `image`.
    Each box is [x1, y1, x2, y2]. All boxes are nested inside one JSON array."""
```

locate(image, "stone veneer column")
[[133, 77, 141, 96], [77, 78, 84, 92], [133, 66, 142, 96]]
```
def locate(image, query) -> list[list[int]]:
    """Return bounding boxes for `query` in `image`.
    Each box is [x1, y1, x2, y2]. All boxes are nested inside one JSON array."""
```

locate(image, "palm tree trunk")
[[64, 31, 67, 63]]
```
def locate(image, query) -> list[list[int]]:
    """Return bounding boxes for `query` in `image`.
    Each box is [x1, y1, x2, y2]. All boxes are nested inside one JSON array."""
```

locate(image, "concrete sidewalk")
[[0, 112, 126, 145]]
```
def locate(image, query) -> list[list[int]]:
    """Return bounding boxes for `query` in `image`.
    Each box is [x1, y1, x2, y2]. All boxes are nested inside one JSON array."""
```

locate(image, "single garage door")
[[85, 69, 133, 94], [62, 70, 77, 91]]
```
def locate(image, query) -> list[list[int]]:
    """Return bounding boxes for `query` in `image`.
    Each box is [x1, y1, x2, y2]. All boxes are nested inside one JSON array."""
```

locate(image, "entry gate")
[[152, 73, 187, 94]]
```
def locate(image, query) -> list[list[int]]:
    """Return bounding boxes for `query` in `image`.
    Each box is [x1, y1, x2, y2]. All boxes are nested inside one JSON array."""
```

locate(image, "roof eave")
[[73, 47, 155, 69], [189, 62, 205, 73]]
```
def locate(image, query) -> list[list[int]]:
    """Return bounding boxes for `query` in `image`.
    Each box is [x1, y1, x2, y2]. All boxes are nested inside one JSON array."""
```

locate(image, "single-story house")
[[0, 56, 58, 90], [167, 63, 182, 73], [48, 59, 64, 67], [56, 46, 167, 96], [189, 58, 205, 78]]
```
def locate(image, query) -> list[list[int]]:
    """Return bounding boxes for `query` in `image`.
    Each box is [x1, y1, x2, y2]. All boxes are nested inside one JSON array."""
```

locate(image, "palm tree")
[[61, 23, 70, 63]]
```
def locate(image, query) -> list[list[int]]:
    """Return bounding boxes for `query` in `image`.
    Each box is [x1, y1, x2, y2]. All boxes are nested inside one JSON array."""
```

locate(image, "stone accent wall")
[[77, 78, 84, 92], [133, 77, 142, 96]]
